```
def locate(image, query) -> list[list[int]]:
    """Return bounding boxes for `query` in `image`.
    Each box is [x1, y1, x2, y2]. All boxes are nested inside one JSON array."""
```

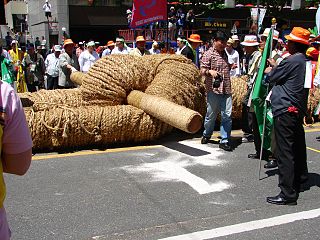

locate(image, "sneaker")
[[316, 136, 320, 141], [201, 136, 210, 144]]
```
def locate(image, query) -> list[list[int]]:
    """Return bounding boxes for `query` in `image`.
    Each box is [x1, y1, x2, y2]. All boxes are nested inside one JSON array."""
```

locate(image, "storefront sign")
[[204, 21, 229, 28]]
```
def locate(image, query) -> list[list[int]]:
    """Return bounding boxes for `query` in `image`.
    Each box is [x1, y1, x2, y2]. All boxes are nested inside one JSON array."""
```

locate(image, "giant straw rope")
[[21, 55, 206, 151]]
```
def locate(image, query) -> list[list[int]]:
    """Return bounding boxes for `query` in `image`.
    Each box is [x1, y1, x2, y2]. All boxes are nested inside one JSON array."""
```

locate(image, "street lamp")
[[61, 26, 69, 41]]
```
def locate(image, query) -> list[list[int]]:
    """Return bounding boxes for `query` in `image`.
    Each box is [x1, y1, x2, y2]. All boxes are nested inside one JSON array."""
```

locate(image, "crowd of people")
[[199, 26, 320, 207]]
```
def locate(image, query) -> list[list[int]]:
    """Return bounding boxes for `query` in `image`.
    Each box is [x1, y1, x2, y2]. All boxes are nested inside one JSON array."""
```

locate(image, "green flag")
[[251, 29, 273, 151], [0, 56, 15, 84]]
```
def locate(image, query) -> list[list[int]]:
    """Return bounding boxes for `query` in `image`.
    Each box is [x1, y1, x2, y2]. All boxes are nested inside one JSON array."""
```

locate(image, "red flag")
[[130, 0, 167, 28]]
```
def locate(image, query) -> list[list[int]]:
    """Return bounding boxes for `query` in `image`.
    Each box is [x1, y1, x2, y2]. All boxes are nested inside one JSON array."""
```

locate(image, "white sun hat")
[[241, 35, 259, 46]]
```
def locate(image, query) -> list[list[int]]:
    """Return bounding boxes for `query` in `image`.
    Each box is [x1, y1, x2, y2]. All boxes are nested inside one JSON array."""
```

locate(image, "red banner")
[[130, 0, 167, 28]]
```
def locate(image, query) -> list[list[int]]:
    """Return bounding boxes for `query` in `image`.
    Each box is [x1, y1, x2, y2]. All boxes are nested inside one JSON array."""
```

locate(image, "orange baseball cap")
[[285, 27, 310, 45], [106, 40, 115, 47]]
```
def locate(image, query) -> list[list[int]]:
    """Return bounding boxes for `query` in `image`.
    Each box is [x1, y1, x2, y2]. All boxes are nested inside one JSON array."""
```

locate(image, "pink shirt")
[[1, 81, 33, 154], [0, 81, 32, 239]]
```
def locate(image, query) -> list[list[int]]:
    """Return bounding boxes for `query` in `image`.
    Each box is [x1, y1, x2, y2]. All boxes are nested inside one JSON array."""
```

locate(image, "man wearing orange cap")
[[102, 41, 115, 57], [58, 39, 80, 88], [129, 36, 150, 56], [188, 34, 202, 67], [264, 27, 311, 205]]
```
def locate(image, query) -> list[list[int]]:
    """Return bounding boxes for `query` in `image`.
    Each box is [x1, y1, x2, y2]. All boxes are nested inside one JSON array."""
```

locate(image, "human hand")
[[267, 58, 276, 67], [208, 70, 219, 78], [264, 67, 273, 74]]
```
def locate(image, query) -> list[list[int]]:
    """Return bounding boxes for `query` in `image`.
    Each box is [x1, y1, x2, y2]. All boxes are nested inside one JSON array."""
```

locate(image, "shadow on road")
[[163, 142, 211, 157]]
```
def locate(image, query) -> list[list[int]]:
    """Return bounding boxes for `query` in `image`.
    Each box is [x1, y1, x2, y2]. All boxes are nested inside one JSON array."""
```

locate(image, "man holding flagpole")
[[264, 27, 311, 205]]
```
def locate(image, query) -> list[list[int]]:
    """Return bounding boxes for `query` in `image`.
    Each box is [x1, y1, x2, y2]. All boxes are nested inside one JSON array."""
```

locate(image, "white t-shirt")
[[111, 47, 130, 55], [45, 53, 60, 77], [225, 48, 240, 77], [42, 2, 52, 12], [78, 50, 99, 73]]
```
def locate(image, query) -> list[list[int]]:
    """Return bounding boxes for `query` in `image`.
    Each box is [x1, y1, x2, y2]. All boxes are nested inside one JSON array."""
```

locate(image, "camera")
[[212, 73, 223, 88]]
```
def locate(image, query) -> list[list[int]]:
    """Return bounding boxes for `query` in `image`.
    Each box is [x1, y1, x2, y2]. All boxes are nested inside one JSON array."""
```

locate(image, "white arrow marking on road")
[[150, 162, 230, 194], [122, 141, 232, 194]]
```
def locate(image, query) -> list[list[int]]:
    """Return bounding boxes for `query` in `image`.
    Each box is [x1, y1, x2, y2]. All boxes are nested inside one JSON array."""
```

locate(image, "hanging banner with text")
[[251, 8, 267, 32], [130, 0, 167, 28]]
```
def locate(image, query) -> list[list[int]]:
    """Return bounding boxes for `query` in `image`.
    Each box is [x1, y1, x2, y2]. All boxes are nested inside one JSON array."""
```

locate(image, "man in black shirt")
[[265, 27, 310, 205]]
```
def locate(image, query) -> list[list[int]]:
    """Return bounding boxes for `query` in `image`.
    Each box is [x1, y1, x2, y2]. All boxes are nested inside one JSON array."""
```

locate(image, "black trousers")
[[241, 104, 253, 135], [250, 111, 270, 159], [274, 112, 308, 200], [46, 75, 58, 90]]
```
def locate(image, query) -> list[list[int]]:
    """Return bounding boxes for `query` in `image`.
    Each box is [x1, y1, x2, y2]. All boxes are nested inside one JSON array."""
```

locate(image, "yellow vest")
[[0, 125, 5, 208]]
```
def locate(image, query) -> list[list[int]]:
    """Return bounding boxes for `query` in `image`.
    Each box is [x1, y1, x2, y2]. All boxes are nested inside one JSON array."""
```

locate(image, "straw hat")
[[227, 38, 235, 45], [285, 27, 310, 45], [262, 28, 279, 40], [188, 34, 203, 43], [241, 35, 259, 46], [306, 47, 319, 60], [63, 39, 75, 47], [136, 36, 146, 42], [106, 40, 115, 47]]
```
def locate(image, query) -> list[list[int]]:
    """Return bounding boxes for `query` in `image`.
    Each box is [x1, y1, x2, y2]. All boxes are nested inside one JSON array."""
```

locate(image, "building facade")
[[27, 0, 132, 48]]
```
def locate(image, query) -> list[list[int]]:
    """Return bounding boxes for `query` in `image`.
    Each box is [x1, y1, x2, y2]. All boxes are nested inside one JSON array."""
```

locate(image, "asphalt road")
[[4, 125, 320, 240]]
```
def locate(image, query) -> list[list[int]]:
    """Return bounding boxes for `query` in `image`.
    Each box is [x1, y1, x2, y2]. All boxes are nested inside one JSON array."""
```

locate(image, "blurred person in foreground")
[[0, 78, 33, 239]]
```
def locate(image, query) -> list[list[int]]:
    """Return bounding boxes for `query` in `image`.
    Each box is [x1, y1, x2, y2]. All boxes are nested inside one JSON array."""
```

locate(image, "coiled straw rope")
[[22, 55, 205, 151]]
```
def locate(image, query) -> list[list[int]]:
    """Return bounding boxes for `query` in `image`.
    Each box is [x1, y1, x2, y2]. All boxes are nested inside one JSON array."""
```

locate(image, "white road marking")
[[158, 208, 320, 240]]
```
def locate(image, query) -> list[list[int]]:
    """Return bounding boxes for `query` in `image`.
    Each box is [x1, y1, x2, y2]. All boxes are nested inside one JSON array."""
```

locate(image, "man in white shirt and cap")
[[225, 38, 240, 77], [45, 45, 62, 89], [111, 37, 131, 54], [78, 41, 100, 73], [232, 34, 244, 59], [149, 41, 160, 55]]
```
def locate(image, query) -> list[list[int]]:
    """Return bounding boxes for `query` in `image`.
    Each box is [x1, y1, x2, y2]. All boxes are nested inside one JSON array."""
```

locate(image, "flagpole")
[[258, 25, 274, 180], [166, 1, 169, 52]]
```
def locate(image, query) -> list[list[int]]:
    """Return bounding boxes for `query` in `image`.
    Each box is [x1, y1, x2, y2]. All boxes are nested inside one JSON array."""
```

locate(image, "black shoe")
[[299, 183, 310, 192], [201, 136, 210, 144], [248, 153, 259, 159], [264, 160, 278, 169], [242, 135, 254, 143], [316, 136, 320, 141], [219, 142, 232, 151], [266, 194, 297, 205]]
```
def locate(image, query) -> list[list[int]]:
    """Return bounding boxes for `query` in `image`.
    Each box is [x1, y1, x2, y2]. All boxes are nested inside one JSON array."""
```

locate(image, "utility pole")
[[257, 0, 260, 34]]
